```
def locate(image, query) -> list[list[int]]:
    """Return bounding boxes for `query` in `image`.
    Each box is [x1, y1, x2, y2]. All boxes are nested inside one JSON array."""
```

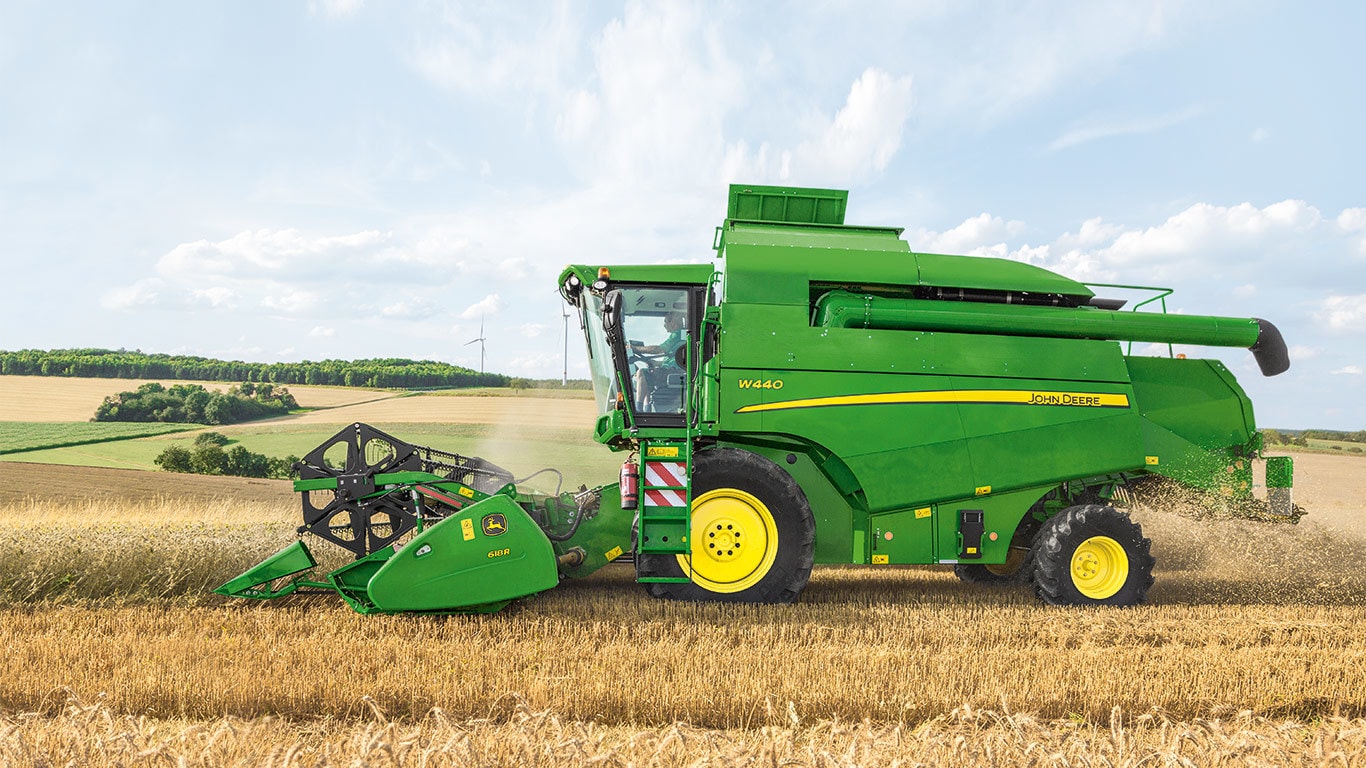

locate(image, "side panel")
[[722, 366, 1142, 513], [870, 486, 1043, 565], [1127, 356, 1258, 494]]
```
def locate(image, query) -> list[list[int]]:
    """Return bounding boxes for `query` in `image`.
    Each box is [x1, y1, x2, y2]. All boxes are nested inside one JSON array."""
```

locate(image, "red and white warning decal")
[[644, 461, 687, 507]]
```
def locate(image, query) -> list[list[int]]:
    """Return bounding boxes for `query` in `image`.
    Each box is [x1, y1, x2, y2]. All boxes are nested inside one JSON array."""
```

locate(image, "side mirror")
[[603, 290, 623, 339]]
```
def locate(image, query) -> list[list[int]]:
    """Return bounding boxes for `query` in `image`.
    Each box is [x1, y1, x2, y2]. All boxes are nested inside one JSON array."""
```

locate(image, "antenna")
[[561, 303, 570, 387], [465, 316, 487, 376]]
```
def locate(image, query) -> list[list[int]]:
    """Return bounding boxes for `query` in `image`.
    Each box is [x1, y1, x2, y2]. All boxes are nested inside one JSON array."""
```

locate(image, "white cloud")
[[1055, 218, 1127, 251], [908, 213, 1026, 255], [381, 299, 437, 319], [519, 322, 548, 339], [554, 2, 747, 186], [410, 3, 579, 94], [1339, 209, 1366, 232], [461, 294, 503, 320], [259, 289, 320, 315], [722, 68, 914, 187], [1085, 199, 1338, 285], [190, 287, 236, 308], [1250, 127, 1268, 143], [1048, 105, 1203, 151], [308, 326, 335, 338], [1332, 365, 1363, 375], [791, 68, 914, 184], [158, 229, 389, 279], [926, 3, 1179, 123], [309, 0, 363, 19], [102, 279, 164, 310], [1315, 295, 1366, 333]]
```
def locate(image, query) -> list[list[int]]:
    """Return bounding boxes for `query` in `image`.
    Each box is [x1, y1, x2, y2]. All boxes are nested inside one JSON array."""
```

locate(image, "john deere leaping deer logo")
[[481, 513, 508, 537]]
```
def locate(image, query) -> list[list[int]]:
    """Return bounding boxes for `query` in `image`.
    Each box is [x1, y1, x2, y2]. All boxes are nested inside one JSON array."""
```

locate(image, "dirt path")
[[0, 461, 293, 506]]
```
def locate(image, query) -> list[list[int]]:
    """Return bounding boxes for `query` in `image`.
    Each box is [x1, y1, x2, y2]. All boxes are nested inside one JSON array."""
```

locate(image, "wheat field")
[[0, 375, 395, 422], [1, 452, 1364, 764]]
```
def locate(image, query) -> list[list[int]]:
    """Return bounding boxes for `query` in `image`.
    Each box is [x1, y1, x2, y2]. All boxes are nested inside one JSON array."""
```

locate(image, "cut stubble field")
[[0, 452, 1364, 764], [2, 375, 1365, 764]]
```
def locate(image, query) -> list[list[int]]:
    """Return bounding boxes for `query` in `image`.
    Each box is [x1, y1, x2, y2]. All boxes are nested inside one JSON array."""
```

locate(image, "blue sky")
[[1, 1, 1363, 428]]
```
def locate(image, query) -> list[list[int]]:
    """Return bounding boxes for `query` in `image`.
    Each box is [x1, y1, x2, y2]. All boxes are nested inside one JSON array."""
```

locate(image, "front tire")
[[638, 448, 815, 603], [1031, 504, 1154, 606]]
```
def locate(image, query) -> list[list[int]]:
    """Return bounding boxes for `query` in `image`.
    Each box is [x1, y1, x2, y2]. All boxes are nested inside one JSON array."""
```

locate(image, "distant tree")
[[268, 455, 300, 480], [153, 445, 193, 473], [155, 441, 296, 480], [190, 444, 228, 475], [224, 445, 271, 478], [194, 432, 230, 447]]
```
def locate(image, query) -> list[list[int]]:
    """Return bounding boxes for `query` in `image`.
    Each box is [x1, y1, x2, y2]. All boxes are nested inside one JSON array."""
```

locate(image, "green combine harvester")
[[219, 184, 1295, 613]]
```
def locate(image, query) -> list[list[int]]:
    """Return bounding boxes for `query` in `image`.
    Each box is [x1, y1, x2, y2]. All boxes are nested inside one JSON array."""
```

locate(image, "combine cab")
[[220, 184, 1295, 613]]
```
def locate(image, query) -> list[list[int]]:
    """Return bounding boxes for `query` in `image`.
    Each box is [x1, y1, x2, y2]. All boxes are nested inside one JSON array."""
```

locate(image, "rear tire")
[[638, 448, 815, 604], [1031, 504, 1154, 606]]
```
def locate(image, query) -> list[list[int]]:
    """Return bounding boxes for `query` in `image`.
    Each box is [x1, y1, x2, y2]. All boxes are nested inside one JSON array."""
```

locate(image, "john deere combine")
[[219, 184, 1294, 612]]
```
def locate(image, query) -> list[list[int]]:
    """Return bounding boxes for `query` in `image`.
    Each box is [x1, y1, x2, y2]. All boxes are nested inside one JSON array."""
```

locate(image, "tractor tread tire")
[[639, 448, 815, 604], [1031, 504, 1154, 607]]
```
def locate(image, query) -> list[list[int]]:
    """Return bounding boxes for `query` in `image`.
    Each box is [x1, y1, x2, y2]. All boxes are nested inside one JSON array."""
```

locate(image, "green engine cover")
[[364, 494, 560, 612]]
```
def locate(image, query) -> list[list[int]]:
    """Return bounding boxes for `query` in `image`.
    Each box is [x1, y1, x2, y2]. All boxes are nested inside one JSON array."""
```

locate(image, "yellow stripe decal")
[[735, 389, 1130, 414]]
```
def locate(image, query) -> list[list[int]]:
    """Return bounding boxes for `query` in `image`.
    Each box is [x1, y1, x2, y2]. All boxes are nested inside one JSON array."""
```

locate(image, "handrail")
[[1083, 282, 1175, 356]]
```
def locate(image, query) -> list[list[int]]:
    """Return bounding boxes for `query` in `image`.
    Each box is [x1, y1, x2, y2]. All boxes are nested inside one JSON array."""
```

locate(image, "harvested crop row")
[[5, 696, 1366, 767]]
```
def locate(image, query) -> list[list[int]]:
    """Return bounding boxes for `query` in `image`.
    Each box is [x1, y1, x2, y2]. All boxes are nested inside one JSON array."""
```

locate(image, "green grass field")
[[3, 421, 621, 490], [0, 422, 199, 454]]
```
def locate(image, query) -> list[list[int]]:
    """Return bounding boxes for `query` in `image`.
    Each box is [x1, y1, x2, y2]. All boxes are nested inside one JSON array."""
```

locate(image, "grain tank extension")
[[218, 184, 1295, 612]]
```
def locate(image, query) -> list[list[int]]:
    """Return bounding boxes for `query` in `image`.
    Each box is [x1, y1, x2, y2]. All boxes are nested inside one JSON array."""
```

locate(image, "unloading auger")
[[215, 423, 632, 614]]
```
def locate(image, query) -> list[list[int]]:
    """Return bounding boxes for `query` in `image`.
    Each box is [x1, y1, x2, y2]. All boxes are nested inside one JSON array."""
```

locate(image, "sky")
[[1, 1, 1363, 429]]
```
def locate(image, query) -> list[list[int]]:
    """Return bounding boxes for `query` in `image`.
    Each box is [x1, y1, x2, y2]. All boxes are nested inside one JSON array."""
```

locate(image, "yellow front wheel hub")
[[1070, 536, 1130, 599], [676, 488, 779, 593]]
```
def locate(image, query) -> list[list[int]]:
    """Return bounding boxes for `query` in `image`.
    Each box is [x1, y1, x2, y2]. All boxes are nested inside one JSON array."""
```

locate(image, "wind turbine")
[[465, 316, 486, 376]]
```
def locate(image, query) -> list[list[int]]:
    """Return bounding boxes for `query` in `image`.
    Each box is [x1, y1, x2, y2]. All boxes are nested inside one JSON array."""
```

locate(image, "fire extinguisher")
[[620, 456, 639, 509]]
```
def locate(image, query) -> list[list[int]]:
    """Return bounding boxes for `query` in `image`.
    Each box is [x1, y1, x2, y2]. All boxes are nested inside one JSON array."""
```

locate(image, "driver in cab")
[[631, 311, 687, 411]]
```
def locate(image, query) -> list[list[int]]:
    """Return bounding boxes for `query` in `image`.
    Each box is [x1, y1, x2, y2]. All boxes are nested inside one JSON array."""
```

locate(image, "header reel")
[[296, 423, 514, 558]]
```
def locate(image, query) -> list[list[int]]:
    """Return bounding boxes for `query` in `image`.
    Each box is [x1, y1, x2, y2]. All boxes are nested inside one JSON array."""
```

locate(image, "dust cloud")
[[1130, 452, 1366, 606]]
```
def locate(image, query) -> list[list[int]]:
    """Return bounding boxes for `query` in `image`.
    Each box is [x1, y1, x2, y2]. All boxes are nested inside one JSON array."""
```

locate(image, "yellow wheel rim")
[[1070, 536, 1129, 599], [675, 488, 779, 594]]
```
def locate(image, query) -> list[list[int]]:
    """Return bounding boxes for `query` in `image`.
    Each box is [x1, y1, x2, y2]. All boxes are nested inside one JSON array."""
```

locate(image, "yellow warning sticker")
[[1145, 456, 1160, 466], [872, 554, 889, 564], [914, 507, 932, 519], [604, 545, 623, 561], [460, 518, 474, 541], [646, 446, 679, 458], [458, 486, 475, 498], [975, 486, 991, 496]]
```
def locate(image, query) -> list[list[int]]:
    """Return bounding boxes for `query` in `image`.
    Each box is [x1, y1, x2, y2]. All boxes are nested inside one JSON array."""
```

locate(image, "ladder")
[[635, 439, 692, 583]]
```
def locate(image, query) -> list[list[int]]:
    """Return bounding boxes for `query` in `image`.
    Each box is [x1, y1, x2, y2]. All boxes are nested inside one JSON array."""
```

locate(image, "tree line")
[[0, 349, 508, 388], [1264, 429, 1366, 446], [94, 382, 296, 425], [155, 432, 298, 479]]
